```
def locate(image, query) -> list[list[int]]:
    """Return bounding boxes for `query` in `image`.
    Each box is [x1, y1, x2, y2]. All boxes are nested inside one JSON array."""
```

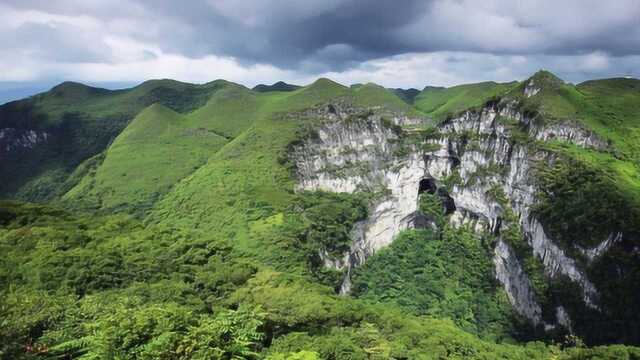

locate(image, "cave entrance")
[[438, 188, 457, 215], [418, 178, 437, 194], [417, 178, 456, 215]]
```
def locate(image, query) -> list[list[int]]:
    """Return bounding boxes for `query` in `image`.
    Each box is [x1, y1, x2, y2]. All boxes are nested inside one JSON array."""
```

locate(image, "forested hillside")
[[1, 72, 639, 359]]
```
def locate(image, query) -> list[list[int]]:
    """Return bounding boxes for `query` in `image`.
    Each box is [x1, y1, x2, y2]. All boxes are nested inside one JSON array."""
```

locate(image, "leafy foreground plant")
[[49, 303, 265, 360]]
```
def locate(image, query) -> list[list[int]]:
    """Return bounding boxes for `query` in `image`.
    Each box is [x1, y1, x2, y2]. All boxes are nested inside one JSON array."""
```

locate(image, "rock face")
[[493, 239, 542, 324], [0, 128, 49, 156], [291, 107, 428, 293], [291, 100, 614, 328], [524, 79, 541, 98]]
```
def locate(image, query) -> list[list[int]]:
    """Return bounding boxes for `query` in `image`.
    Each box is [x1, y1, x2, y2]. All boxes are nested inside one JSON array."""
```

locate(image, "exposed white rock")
[[555, 306, 572, 332], [440, 107, 601, 309], [578, 232, 622, 261], [292, 100, 611, 324], [292, 111, 430, 293], [531, 122, 608, 150], [0, 128, 50, 155], [525, 218, 598, 308], [494, 240, 542, 324], [524, 79, 541, 98]]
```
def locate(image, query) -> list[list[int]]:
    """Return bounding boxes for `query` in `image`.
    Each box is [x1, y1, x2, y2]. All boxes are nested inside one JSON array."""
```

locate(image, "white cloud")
[[1, 47, 638, 90], [103, 36, 162, 62], [312, 51, 638, 88], [0, 4, 102, 30], [50, 53, 297, 86], [579, 51, 611, 71]]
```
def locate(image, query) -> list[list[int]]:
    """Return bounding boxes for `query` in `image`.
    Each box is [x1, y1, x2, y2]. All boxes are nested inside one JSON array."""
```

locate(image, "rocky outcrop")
[[432, 105, 603, 312], [578, 232, 623, 262], [291, 106, 429, 293], [524, 79, 541, 98], [530, 122, 608, 150], [291, 99, 610, 327], [494, 239, 542, 324], [0, 127, 49, 155], [525, 218, 598, 308]]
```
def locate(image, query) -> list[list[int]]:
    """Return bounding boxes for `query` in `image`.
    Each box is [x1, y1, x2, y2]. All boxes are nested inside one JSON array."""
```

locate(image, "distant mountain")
[[389, 88, 421, 104], [252, 81, 301, 92], [414, 81, 517, 118]]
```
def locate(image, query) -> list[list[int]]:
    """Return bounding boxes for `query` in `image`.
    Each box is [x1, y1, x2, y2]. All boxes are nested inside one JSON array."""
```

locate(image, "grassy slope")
[[64, 79, 354, 214], [0, 79, 229, 200], [350, 83, 414, 113], [414, 81, 518, 119], [147, 79, 417, 233], [149, 79, 350, 258], [574, 78, 640, 164], [56, 78, 417, 215], [186, 84, 264, 138], [64, 104, 228, 213], [572, 77, 640, 203], [512, 72, 640, 204]]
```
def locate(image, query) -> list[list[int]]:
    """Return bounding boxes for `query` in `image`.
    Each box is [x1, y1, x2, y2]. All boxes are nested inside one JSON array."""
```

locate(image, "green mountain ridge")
[[389, 87, 421, 104], [414, 80, 519, 119], [1, 70, 640, 359], [253, 81, 301, 92]]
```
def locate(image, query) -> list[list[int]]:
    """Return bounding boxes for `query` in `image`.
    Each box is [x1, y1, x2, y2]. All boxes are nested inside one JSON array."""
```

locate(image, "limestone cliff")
[[291, 95, 618, 329]]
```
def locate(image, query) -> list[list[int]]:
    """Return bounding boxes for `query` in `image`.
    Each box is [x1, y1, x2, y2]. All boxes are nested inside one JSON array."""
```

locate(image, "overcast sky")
[[1, 0, 639, 103]]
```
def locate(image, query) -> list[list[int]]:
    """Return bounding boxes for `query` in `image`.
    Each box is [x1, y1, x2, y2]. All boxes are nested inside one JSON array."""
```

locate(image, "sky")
[[1, 0, 639, 103]]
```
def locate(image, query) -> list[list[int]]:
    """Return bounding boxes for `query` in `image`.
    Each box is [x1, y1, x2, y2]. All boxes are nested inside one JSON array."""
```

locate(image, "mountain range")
[[1, 71, 640, 359]]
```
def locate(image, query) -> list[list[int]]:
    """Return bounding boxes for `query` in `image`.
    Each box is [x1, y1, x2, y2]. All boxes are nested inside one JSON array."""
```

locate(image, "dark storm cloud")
[[2, 0, 639, 71], [89, 0, 434, 70], [138, 0, 640, 69]]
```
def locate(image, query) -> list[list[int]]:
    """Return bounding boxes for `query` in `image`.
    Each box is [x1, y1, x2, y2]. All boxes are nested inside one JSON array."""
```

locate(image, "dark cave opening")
[[437, 187, 457, 215], [418, 178, 437, 194], [417, 178, 457, 216]]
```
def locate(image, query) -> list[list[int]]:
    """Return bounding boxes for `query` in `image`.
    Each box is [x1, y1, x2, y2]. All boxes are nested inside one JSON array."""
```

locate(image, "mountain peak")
[[421, 85, 446, 92], [529, 70, 564, 86], [311, 77, 345, 87], [51, 81, 86, 90], [389, 88, 421, 104], [135, 78, 191, 90], [49, 81, 108, 99], [301, 78, 347, 93], [252, 81, 300, 92], [522, 70, 564, 97]]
